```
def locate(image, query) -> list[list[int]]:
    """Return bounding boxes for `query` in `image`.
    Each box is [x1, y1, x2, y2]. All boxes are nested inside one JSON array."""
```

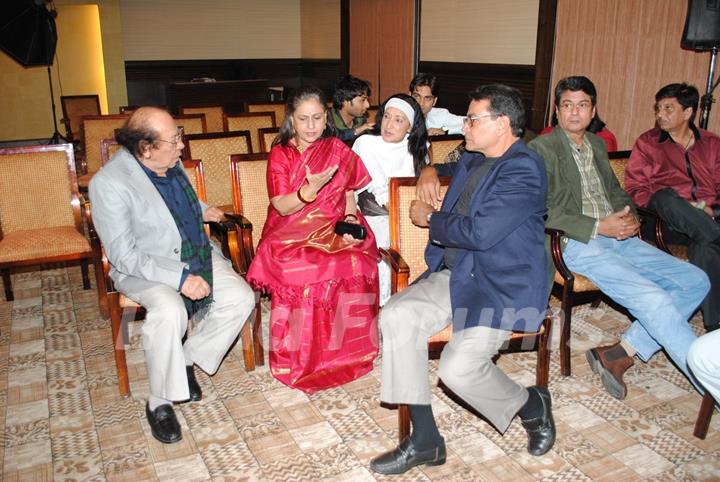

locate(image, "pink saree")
[[246, 136, 380, 393]]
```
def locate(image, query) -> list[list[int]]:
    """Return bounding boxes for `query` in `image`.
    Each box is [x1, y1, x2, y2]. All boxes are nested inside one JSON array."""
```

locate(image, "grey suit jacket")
[[89, 147, 210, 298]]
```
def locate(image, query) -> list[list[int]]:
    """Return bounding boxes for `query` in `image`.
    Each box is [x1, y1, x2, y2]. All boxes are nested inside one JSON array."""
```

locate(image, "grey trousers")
[[379, 270, 528, 433], [136, 252, 255, 401]]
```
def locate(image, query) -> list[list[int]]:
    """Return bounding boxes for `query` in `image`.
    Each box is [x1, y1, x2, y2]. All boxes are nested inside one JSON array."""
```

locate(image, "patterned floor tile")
[[201, 441, 259, 478], [53, 452, 104, 481], [154, 453, 210, 480], [51, 428, 101, 458], [305, 442, 362, 477], [612, 443, 674, 478], [246, 430, 301, 465]]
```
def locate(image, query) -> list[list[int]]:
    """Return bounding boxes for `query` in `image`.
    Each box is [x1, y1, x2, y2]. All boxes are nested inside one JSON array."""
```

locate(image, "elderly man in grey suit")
[[89, 107, 255, 444]]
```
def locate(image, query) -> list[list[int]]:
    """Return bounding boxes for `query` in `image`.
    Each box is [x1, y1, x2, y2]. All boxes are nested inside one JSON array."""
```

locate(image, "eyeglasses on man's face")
[[558, 101, 592, 112], [462, 113, 498, 127], [156, 127, 184, 146]]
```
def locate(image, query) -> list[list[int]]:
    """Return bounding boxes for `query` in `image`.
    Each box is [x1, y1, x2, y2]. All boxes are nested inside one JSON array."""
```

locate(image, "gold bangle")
[[297, 186, 315, 203]]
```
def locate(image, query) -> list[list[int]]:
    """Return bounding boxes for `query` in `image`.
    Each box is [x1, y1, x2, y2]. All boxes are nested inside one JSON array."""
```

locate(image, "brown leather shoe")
[[586, 343, 634, 400]]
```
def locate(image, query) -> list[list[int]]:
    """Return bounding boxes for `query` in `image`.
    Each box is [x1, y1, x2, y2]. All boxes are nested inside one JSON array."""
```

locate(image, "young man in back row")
[[409, 73, 464, 136]]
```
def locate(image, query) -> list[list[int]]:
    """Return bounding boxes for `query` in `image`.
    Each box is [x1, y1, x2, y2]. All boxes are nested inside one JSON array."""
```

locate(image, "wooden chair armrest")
[[84, 198, 114, 296], [545, 227, 574, 284], [635, 206, 670, 253], [381, 248, 410, 293], [208, 216, 254, 275]]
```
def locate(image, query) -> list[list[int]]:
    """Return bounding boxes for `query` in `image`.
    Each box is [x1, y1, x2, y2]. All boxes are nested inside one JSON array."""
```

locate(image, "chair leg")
[[694, 392, 715, 439], [110, 292, 130, 398], [80, 259, 91, 290], [560, 284, 574, 377], [398, 404, 410, 443], [253, 301, 264, 366], [2, 269, 13, 302], [536, 315, 552, 388], [240, 316, 255, 372]]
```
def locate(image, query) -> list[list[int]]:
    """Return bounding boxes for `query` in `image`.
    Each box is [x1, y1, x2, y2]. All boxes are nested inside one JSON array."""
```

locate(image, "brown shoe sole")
[[585, 349, 627, 400]]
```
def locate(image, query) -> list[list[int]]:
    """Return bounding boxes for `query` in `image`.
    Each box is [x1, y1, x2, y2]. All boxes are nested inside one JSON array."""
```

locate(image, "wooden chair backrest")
[[258, 127, 280, 153], [100, 139, 122, 166], [429, 134, 464, 165], [61, 94, 100, 140], [247, 102, 286, 126], [223, 112, 276, 154], [180, 105, 224, 133], [388, 176, 450, 285], [0, 143, 82, 235], [229, 153, 270, 250], [184, 131, 252, 209], [366, 105, 380, 125], [81, 114, 129, 173], [608, 150, 631, 190], [173, 114, 207, 135]]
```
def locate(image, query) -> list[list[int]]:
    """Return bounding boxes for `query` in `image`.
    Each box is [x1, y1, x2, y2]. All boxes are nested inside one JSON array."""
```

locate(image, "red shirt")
[[539, 125, 618, 152], [625, 126, 720, 208]]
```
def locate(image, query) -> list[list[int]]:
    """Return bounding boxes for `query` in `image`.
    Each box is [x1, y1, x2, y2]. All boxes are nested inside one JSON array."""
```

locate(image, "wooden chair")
[[429, 134, 464, 165], [100, 138, 121, 165], [180, 105, 225, 133], [0, 144, 92, 301], [246, 101, 286, 126], [87, 159, 260, 397], [183, 130, 252, 212], [227, 152, 271, 365], [173, 113, 207, 135], [694, 392, 715, 439], [366, 105, 380, 124], [60, 94, 100, 143], [258, 127, 280, 153], [78, 114, 130, 189], [223, 112, 276, 154], [385, 177, 552, 441]]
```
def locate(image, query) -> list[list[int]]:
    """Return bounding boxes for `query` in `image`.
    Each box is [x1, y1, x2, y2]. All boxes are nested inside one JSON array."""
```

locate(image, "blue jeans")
[[563, 236, 709, 380]]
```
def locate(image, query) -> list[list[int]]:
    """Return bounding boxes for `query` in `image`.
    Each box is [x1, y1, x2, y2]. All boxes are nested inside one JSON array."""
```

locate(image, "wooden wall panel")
[[551, 0, 720, 150], [377, 0, 416, 101], [349, 0, 380, 104]]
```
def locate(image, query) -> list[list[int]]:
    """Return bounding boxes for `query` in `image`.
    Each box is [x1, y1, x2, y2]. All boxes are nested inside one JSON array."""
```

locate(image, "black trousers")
[[647, 187, 720, 329]]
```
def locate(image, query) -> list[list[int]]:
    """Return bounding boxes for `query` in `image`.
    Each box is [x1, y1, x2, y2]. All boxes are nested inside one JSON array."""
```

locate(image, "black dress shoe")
[[145, 403, 182, 444], [520, 386, 556, 456], [186, 365, 202, 401], [370, 436, 446, 475]]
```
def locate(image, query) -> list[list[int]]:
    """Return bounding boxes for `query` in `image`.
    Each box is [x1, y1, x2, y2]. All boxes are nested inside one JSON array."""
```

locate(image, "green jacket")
[[528, 127, 636, 282]]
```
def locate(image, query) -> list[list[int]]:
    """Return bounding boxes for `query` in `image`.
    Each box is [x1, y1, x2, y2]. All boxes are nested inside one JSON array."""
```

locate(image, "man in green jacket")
[[528, 76, 708, 400]]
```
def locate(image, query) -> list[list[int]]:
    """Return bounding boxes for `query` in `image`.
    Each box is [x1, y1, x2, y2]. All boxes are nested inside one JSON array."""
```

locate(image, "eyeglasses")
[[559, 101, 592, 112], [462, 113, 497, 127], [156, 127, 184, 146]]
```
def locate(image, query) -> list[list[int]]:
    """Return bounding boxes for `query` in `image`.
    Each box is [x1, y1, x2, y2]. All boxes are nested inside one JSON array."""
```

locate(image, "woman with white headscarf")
[[353, 93, 429, 305]]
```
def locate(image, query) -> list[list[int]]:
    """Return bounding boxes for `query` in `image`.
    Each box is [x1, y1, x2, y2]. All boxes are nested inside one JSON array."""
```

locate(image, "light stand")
[[46, 62, 66, 144], [699, 46, 719, 130]]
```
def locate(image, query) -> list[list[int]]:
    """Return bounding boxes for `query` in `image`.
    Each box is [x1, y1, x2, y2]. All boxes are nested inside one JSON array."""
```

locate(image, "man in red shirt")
[[626, 83, 720, 332]]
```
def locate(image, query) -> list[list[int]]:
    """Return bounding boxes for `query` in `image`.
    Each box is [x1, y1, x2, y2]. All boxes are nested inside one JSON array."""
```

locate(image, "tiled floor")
[[1, 267, 719, 481]]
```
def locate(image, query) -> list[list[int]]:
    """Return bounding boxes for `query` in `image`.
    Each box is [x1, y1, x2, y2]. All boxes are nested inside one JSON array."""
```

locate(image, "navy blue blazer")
[[423, 139, 549, 332]]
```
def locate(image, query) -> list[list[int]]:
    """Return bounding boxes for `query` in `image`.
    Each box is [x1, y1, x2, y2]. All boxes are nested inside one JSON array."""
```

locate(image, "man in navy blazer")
[[371, 85, 555, 475]]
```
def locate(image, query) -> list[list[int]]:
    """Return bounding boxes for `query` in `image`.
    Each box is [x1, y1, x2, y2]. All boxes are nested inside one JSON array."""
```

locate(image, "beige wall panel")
[[551, 0, 720, 150], [301, 0, 340, 59], [420, 0, 539, 65], [121, 0, 301, 60]]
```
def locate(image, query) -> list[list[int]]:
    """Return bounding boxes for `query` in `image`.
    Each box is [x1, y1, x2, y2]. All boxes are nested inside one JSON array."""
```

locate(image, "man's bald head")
[[116, 107, 173, 158]]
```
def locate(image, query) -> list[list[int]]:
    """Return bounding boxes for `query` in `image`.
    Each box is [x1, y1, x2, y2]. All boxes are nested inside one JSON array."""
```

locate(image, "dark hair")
[[115, 109, 163, 157], [332, 75, 371, 109], [368, 93, 428, 174], [549, 111, 607, 133], [408, 73, 439, 97], [554, 76, 597, 107], [469, 84, 526, 137], [655, 82, 699, 119], [275, 86, 334, 147]]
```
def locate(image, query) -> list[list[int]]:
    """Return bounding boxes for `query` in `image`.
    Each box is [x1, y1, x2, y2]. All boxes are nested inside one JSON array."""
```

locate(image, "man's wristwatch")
[[426, 212, 433, 224]]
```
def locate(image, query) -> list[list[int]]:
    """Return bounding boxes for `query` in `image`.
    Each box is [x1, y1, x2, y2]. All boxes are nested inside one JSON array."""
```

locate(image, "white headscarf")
[[384, 98, 415, 126]]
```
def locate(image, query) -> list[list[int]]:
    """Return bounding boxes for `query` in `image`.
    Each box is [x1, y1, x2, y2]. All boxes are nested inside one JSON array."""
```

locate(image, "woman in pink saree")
[[247, 87, 380, 393]]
